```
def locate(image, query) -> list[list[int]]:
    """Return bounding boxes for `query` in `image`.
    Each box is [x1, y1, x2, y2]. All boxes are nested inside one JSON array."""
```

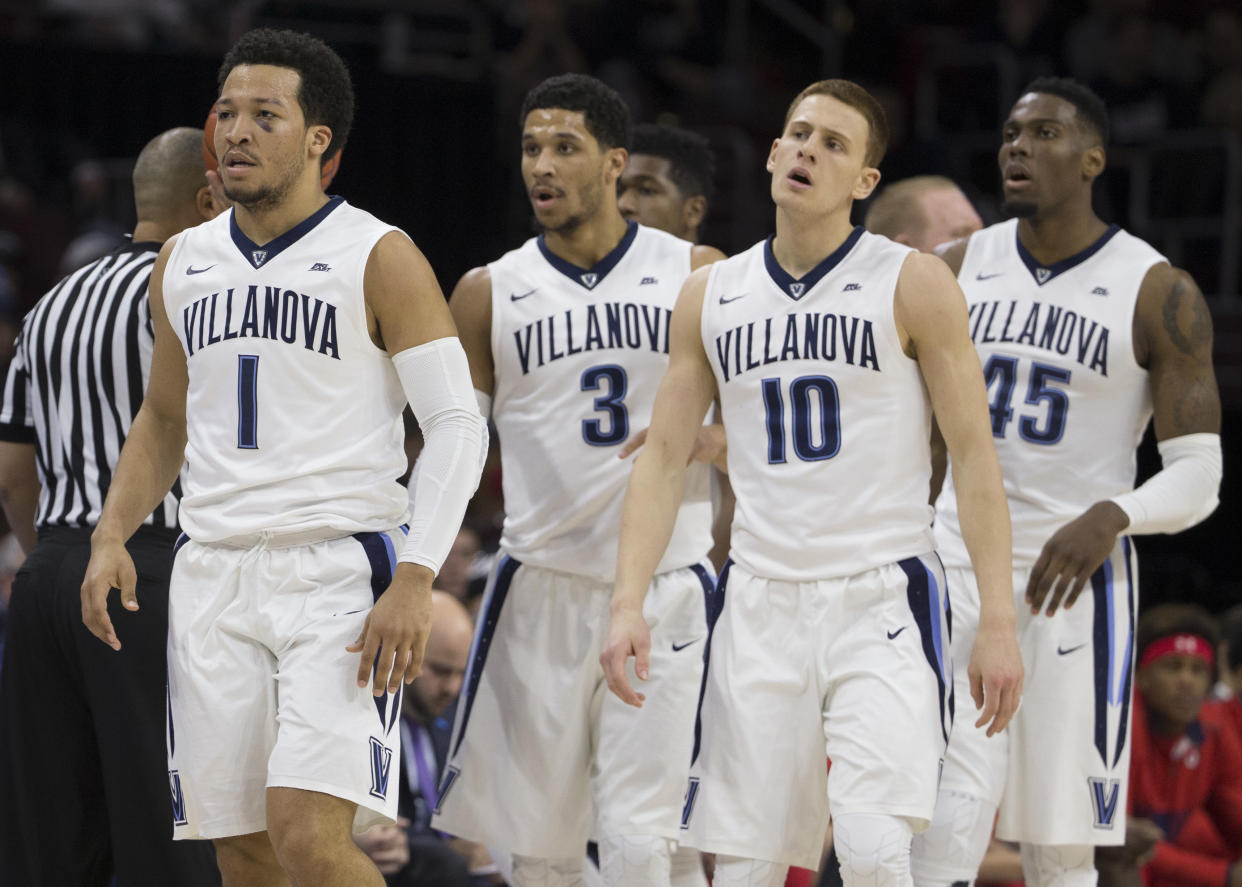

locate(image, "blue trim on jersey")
[[449, 555, 520, 760], [762, 226, 865, 301], [536, 220, 639, 290], [690, 560, 727, 766], [1091, 550, 1118, 767], [1114, 537, 1136, 767], [173, 532, 190, 557], [900, 554, 952, 744], [229, 195, 345, 270], [166, 684, 176, 757], [354, 530, 402, 733], [1015, 224, 1120, 286], [354, 530, 397, 602]]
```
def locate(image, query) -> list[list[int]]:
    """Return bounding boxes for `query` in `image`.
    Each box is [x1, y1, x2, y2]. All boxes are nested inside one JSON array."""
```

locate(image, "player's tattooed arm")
[[1028, 265, 1221, 617], [1135, 263, 1220, 441]]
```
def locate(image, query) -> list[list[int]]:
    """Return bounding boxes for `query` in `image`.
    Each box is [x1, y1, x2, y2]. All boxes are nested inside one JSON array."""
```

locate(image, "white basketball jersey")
[[702, 228, 934, 581], [935, 219, 1165, 567], [489, 222, 712, 579], [162, 198, 410, 542]]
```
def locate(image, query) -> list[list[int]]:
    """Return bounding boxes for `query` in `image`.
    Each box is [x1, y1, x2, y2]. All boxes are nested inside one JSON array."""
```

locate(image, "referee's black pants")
[[0, 526, 220, 887]]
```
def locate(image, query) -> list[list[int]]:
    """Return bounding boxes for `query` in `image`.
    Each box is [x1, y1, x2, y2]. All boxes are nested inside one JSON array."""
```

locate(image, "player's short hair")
[[520, 73, 632, 151], [1020, 77, 1110, 147], [782, 79, 889, 168], [1136, 603, 1220, 664], [218, 28, 354, 167], [631, 123, 715, 202], [864, 175, 961, 240]]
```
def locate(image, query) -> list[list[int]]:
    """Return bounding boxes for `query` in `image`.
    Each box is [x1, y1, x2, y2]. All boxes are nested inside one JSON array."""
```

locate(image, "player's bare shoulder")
[[690, 243, 727, 270], [932, 235, 972, 277], [1133, 261, 1214, 367], [447, 266, 496, 387]]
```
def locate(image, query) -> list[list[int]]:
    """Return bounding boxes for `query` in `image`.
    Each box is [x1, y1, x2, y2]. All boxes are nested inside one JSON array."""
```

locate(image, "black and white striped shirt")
[[0, 241, 180, 529]]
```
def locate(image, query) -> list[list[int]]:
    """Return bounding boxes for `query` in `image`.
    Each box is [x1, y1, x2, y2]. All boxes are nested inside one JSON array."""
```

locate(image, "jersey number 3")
[[237, 354, 259, 449], [581, 364, 628, 446]]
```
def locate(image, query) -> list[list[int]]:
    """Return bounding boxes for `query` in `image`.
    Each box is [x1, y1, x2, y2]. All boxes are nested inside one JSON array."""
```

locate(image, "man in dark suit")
[[358, 590, 497, 886]]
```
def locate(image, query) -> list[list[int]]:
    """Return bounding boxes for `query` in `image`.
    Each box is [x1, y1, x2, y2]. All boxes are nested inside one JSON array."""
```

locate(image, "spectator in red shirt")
[[1121, 604, 1242, 887]]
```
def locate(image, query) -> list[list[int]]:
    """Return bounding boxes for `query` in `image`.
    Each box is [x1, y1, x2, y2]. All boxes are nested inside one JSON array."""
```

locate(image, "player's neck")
[[541, 211, 630, 269], [1016, 203, 1109, 267], [771, 207, 855, 278], [233, 186, 330, 247]]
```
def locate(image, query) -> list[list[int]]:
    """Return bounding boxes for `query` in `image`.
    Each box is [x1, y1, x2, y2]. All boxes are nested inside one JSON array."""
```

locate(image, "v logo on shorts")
[[369, 737, 394, 799], [1088, 777, 1120, 828]]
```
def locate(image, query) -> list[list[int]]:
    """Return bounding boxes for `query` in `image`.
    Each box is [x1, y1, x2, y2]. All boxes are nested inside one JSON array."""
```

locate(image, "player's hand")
[[80, 537, 139, 651], [968, 619, 1024, 736], [1026, 501, 1129, 617], [347, 563, 433, 696], [354, 819, 411, 875], [618, 423, 727, 471], [600, 604, 652, 708]]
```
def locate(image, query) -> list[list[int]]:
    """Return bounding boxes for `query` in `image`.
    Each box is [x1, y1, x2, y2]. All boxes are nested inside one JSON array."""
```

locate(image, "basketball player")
[[909, 77, 1221, 887], [80, 29, 486, 887], [429, 73, 724, 887], [864, 175, 983, 254], [618, 123, 714, 244], [601, 79, 1023, 887]]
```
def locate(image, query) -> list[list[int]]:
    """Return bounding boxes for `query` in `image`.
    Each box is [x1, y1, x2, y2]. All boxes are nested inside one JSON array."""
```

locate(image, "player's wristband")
[[1108, 432, 1221, 535], [393, 338, 487, 573]]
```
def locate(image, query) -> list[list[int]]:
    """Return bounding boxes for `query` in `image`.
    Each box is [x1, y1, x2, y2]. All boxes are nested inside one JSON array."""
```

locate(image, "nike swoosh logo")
[[510, 289, 536, 301], [672, 638, 703, 652], [186, 264, 216, 275], [718, 294, 747, 304], [1057, 643, 1086, 655], [886, 627, 907, 640], [975, 272, 1003, 281]]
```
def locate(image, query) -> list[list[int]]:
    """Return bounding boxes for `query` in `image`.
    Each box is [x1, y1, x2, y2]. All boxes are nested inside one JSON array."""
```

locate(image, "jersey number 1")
[[237, 354, 259, 449]]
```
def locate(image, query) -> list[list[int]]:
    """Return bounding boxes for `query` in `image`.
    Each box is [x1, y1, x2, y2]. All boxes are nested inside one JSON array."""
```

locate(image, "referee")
[[0, 128, 223, 887]]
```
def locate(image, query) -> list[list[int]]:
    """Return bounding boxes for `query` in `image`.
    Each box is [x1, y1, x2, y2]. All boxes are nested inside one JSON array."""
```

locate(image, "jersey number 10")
[[761, 375, 841, 463]]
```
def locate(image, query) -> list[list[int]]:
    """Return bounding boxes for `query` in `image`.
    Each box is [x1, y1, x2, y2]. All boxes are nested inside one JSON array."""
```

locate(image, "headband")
[[1138, 633, 1215, 670]]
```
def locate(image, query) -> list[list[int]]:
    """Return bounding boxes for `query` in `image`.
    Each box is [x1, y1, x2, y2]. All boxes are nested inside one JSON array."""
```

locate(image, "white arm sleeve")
[[393, 338, 488, 572], [1109, 432, 1222, 535]]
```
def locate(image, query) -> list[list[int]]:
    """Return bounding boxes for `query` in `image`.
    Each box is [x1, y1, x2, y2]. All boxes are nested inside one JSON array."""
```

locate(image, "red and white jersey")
[[935, 219, 1165, 567], [162, 198, 410, 542]]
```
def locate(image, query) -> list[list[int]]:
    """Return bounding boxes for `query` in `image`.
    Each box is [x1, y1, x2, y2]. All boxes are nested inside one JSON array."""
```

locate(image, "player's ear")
[[1082, 144, 1105, 182], [604, 147, 627, 184], [853, 166, 881, 201], [683, 195, 707, 233], [307, 124, 332, 161], [766, 139, 780, 173]]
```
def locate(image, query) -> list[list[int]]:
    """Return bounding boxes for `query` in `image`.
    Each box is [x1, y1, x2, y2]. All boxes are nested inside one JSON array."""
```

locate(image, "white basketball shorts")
[[166, 527, 409, 840], [938, 537, 1137, 846], [681, 555, 953, 870], [431, 555, 712, 858]]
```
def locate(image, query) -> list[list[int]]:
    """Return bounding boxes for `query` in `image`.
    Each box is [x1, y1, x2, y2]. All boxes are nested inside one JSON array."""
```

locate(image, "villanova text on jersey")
[[511, 302, 672, 374], [967, 299, 1108, 376], [713, 311, 880, 383], [181, 285, 340, 360]]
